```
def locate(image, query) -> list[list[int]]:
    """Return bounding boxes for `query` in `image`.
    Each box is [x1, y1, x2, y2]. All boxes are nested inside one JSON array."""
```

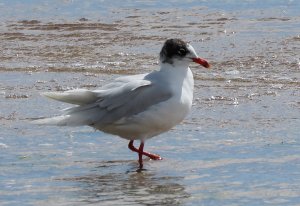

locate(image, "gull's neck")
[[158, 62, 193, 88], [159, 61, 190, 74], [158, 61, 194, 100]]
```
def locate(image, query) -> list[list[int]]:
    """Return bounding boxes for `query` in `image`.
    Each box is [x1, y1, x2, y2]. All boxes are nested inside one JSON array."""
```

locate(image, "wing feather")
[[38, 72, 173, 126]]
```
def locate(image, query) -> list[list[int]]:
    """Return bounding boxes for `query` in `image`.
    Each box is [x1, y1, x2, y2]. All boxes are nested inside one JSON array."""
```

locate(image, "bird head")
[[159, 39, 210, 68]]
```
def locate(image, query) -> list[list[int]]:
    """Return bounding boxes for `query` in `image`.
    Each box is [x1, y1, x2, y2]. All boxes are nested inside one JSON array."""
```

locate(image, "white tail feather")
[[43, 89, 98, 105], [32, 115, 73, 126], [32, 106, 103, 126]]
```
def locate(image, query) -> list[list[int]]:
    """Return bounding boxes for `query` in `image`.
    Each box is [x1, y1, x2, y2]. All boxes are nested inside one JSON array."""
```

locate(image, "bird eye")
[[178, 48, 187, 56]]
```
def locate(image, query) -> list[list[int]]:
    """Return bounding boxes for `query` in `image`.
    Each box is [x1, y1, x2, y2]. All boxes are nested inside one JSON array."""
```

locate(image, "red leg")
[[128, 140, 162, 161], [141, 150, 162, 160], [138, 142, 144, 169]]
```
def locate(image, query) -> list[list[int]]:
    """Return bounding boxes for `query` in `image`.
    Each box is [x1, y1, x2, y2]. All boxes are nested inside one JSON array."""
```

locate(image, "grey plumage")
[[33, 71, 173, 127]]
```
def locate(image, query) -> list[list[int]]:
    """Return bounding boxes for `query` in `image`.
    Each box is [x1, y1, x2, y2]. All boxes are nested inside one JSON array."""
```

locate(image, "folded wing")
[[33, 76, 172, 127]]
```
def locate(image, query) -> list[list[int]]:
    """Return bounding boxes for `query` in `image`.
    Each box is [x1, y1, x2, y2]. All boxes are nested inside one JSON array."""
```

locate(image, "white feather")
[[32, 115, 71, 126], [42, 89, 97, 105]]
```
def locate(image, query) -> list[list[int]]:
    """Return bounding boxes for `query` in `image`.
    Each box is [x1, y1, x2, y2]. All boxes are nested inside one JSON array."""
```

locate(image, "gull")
[[34, 39, 210, 169]]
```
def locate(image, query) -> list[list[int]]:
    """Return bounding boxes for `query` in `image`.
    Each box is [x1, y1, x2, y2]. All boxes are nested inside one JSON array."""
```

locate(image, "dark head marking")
[[160, 39, 190, 64]]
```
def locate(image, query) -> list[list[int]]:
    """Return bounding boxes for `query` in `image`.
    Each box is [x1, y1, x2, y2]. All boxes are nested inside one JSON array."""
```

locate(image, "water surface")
[[0, 0, 299, 205]]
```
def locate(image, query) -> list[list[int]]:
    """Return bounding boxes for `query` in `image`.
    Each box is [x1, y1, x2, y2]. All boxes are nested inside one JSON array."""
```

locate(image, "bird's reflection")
[[60, 159, 190, 205]]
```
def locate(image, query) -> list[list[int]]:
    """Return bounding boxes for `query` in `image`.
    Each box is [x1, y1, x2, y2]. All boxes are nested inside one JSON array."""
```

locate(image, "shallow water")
[[1, 0, 300, 205]]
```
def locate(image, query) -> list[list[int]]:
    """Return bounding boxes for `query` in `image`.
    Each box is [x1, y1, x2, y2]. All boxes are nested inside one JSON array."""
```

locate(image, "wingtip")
[[41, 91, 57, 98], [41, 91, 65, 100]]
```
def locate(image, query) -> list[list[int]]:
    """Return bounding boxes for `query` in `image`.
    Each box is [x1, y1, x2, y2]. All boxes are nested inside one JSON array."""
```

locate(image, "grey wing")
[[98, 81, 172, 124], [65, 79, 172, 125], [42, 74, 148, 106]]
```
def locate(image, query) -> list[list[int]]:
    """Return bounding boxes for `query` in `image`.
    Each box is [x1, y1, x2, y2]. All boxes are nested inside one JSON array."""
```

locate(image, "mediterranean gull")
[[33, 38, 210, 169]]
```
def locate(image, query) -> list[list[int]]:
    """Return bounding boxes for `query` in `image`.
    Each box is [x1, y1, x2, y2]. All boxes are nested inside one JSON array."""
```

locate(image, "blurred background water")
[[0, 0, 299, 205]]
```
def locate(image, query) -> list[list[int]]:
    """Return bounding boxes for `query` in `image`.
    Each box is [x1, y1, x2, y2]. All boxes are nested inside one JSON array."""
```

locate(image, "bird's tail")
[[32, 106, 101, 126], [32, 115, 77, 126], [42, 89, 98, 105], [32, 89, 103, 126]]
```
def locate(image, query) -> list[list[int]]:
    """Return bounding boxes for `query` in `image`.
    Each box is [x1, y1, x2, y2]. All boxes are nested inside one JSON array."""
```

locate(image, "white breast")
[[102, 67, 194, 141]]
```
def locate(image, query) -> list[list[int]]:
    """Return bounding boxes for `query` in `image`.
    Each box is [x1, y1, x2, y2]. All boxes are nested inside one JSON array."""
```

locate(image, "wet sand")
[[1, 1, 300, 205]]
